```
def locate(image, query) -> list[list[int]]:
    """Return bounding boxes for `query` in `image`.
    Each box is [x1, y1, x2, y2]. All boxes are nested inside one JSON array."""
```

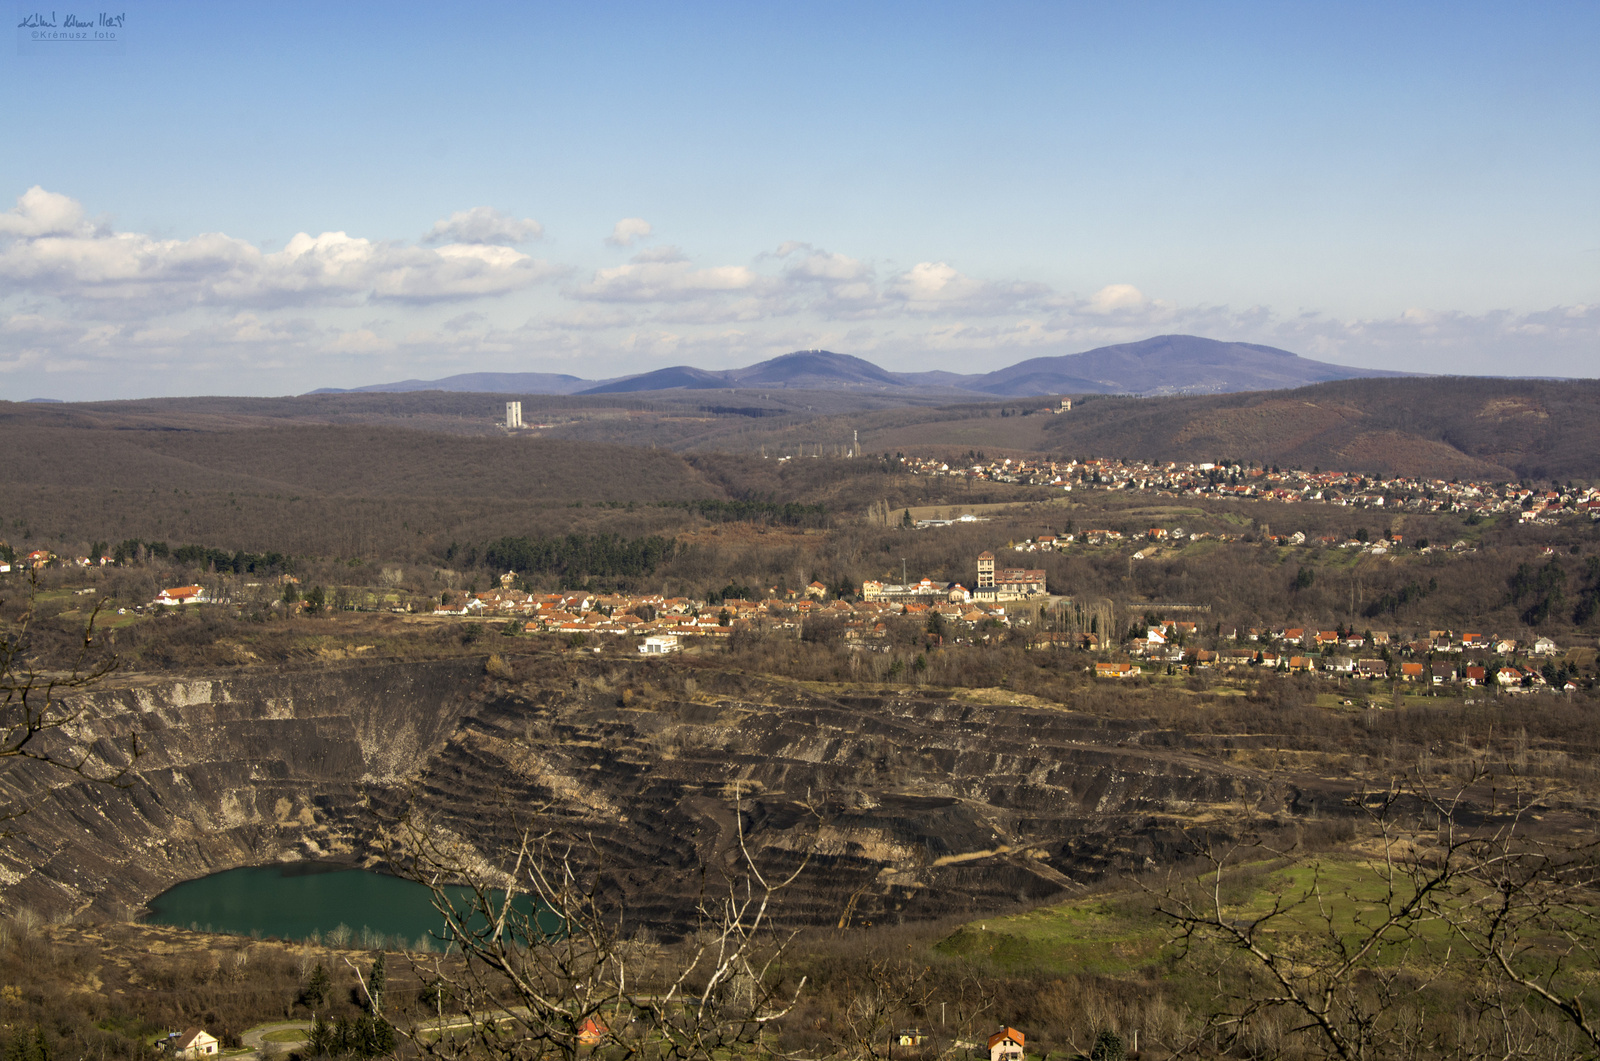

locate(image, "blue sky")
[[3, 0, 1596, 398]]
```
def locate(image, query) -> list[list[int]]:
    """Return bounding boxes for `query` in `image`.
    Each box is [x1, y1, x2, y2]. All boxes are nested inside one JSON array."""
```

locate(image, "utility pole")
[[902, 558, 907, 585]]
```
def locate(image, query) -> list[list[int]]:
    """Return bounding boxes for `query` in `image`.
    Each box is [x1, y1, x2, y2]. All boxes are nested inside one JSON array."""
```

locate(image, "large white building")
[[505, 401, 523, 429], [638, 634, 681, 654], [972, 551, 1046, 601]]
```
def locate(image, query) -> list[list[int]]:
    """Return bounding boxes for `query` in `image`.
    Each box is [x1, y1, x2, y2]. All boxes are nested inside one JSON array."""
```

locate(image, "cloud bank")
[[0, 189, 560, 309], [1, 186, 1594, 396]]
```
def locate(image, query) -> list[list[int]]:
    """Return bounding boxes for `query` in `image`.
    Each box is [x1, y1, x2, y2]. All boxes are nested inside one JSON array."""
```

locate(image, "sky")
[[2, 0, 1596, 400]]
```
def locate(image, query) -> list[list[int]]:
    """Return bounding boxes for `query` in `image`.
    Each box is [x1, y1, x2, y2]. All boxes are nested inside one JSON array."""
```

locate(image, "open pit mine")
[[0, 655, 1297, 932]]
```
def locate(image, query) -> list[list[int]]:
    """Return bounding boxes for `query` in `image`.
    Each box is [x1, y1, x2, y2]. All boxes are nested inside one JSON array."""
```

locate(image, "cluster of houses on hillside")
[[0, 548, 115, 573], [1011, 526, 1486, 556], [436, 569, 1020, 645], [433, 550, 1050, 646], [1101, 621, 1575, 689], [898, 455, 1600, 525]]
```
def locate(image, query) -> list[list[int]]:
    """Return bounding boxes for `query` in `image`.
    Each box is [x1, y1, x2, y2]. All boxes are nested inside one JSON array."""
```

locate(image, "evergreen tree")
[[306, 1016, 334, 1058], [351, 1015, 377, 1058], [333, 1017, 353, 1056], [370, 1018, 396, 1056], [302, 962, 332, 1009], [368, 952, 386, 1014], [1090, 1030, 1126, 1061]]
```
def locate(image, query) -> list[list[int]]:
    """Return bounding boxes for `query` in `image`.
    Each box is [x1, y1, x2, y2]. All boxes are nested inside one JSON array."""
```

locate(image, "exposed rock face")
[[0, 656, 1274, 930], [0, 659, 480, 919]]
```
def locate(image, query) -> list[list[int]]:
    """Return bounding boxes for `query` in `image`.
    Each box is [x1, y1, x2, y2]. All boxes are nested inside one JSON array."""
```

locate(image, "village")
[[5, 476, 1590, 695], [898, 454, 1600, 526], [418, 554, 1583, 690], [1094, 620, 1577, 691], [17, 534, 1578, 692], [427, 566, 1025, 651]]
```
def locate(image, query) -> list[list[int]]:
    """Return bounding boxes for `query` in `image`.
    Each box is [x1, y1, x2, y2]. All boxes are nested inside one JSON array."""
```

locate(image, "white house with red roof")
[[154, 585, 210, 607], [987, 1028, 1025, 1061]]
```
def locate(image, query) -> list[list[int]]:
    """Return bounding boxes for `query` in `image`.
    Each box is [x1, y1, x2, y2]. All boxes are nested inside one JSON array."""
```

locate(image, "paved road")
[[239, 1021, 310, 1058], [239, 1005, 554, 1055]]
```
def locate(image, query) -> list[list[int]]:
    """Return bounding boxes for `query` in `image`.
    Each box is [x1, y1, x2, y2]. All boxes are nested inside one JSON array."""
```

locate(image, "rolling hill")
[[828, 377, 1600, 481], [963, 335, 1415, 396], [5, 372, 1594, 487], [311, 336, 1414, 399], [310, 371, 591, 395], [1034, 377, 1600, 481]]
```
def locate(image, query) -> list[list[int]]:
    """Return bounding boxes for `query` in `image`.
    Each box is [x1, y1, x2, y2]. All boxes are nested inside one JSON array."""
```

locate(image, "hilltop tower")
[[977, 550, 995, 589], [505, 401, 523, 429]]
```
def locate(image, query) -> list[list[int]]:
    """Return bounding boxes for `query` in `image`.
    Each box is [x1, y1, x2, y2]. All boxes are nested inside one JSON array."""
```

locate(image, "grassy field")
[[935, 855, 1452, 980]]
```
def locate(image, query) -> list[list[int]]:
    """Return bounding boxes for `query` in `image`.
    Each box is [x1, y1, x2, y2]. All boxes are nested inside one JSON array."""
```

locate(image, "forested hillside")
[[1036, 377, 1600, 481]]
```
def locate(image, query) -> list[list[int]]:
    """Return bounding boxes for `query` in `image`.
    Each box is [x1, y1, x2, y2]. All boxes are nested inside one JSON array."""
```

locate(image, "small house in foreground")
[[988, 1028, 1025, 1061], [172, 1029, 219, 1060]]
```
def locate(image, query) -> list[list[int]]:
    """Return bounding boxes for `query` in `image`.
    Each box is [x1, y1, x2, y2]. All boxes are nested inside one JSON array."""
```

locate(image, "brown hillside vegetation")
[[540, 376, 1599, 482], [1038, 377, 1600, 480], [0, 425, 715, 500], [0, 425, 730, 556]]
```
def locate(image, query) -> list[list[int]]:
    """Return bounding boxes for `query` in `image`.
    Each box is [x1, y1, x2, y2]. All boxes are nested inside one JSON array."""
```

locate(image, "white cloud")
[[886, 261, 984, 303], [605, 218, 653, 247], [776, 242, 873, 283], [0, 189, 562, 308], [0, 186, 95, 238], [1261, 302, 1600, 374], [1084, 283, 1148, 314], [571, 260, 764, 303], [881, 261, 1048, 315], [5, 187, 1596, 393], [422, 206, 543, 245]]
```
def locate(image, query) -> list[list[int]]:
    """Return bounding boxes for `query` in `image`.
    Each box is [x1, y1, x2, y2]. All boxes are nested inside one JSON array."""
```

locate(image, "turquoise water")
[[146, 863, 547, 946]]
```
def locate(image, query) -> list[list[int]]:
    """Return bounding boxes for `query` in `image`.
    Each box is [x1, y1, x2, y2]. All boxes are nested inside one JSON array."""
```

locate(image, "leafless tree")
[[0, 571, 133, 822], [1433, 791, 1600, 1058], [1152, 770, 1600, 1061], [388, 793, 815, 1061]]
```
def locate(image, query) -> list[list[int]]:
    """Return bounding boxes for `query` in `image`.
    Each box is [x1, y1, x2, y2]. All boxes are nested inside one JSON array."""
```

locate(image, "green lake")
[[145, 863, 545, 946]]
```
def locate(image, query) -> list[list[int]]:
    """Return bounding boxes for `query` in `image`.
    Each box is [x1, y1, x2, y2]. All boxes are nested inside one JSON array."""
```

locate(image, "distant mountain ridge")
[[310, 371, 591, 395], [310, 335, 1416, 398]]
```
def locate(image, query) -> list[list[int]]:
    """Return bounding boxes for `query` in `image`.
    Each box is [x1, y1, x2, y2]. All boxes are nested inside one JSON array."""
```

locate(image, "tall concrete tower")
[[977, 550, 995, 589], [505, 401, 523, 429]]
